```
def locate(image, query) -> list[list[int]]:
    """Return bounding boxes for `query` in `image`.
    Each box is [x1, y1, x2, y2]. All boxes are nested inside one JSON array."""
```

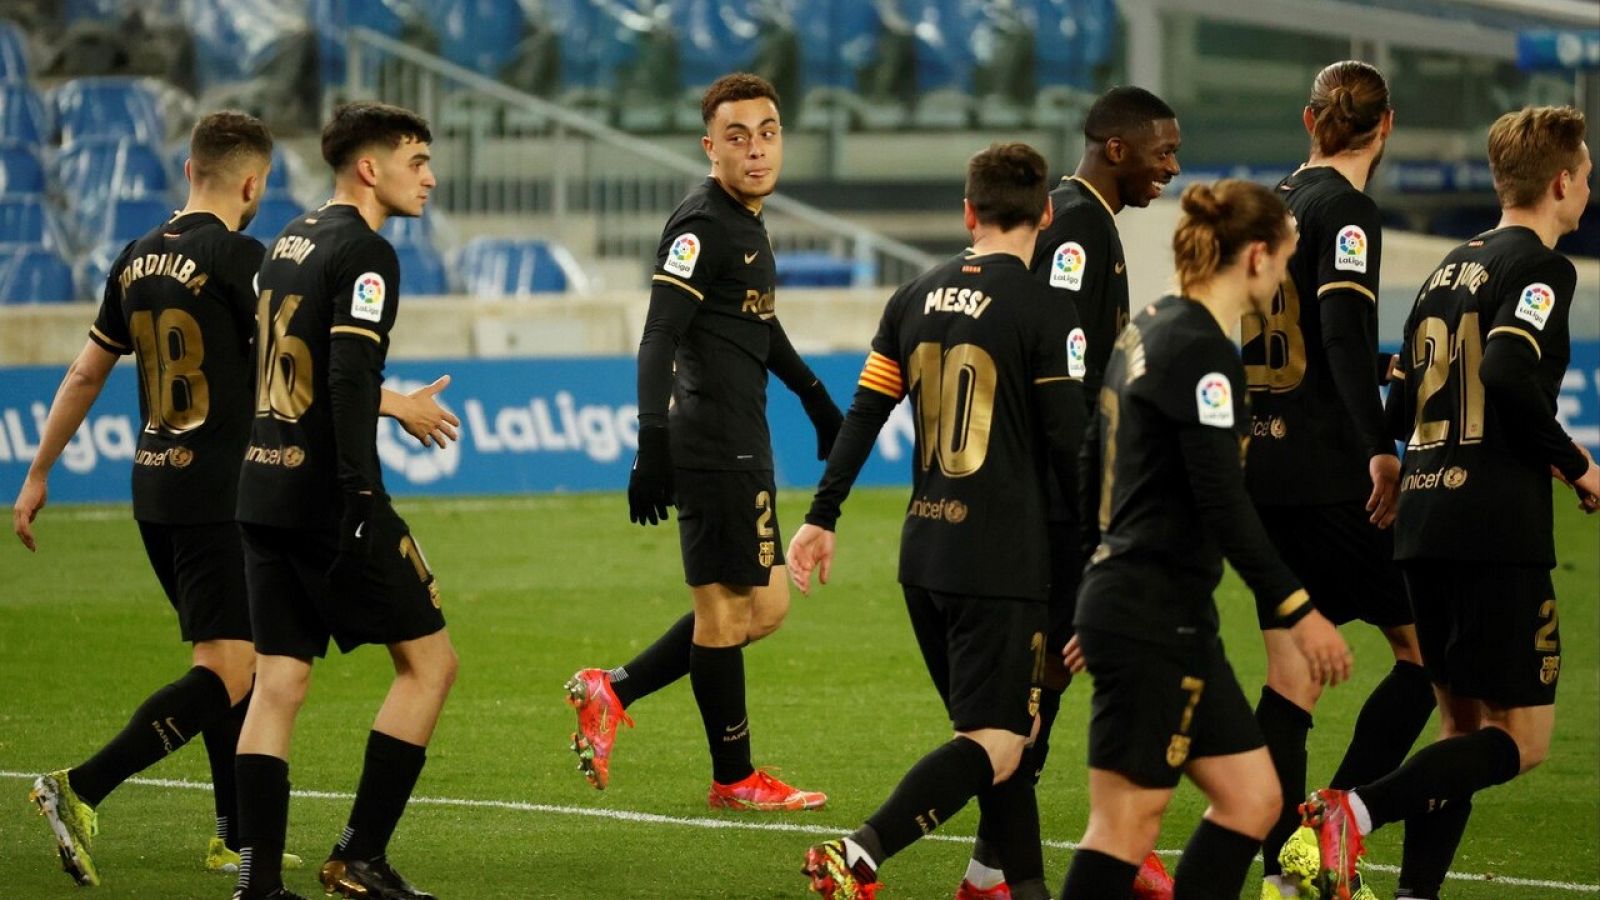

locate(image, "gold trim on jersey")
[[89, 325, 130, 352], [1276, 589, 1312, 621], [1069, 176, 1115, 218], [651, 273, 705, 301], [1487, 325, 1541, 361], [1034, 375, 1080, 384], [858, 350, 904, 399], [330, 325, 382, 344], [1317, 281, 1376, 302]]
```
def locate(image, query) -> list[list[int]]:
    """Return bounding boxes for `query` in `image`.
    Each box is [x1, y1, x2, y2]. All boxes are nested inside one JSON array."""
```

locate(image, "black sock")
[[690, 643, 753, 784], [1172, 819, 1260, 899], [863, 737, 994, 861], [1359, 728, 1519, 830], [69, 666, 232, 807], [203, 689, 251, 849], [1331, 661, 1436, 789], [972, 688, 1060, 872], [335, 730, 428, 861], [234, 753, 290, 895], [1059, 848, 1138, 900], [972, 743, 1044, 886], [1397, 797, 1472, 898], [611, 612, 694, 709], [1254, 685, 1312, 877]]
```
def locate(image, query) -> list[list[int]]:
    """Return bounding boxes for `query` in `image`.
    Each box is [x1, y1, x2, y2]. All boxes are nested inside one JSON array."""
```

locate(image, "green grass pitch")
[[1, 487, 1595, 898]]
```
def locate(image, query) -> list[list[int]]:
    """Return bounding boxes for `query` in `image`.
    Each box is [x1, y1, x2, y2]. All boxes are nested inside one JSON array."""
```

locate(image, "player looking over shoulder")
[[563, 72, 842, 811], [1059, 179, 1352, 900], [1300, 105, 1598, 900]]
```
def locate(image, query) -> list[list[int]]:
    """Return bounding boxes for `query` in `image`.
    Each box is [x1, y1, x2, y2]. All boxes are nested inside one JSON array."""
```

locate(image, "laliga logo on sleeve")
[[1195, 372, 1235, 428], [1066, 327, 1088, 378], [376, 378, 462, 485], [352, 272, 385, 323], [1335, 225, 1367, 273], [1049, 242, 1086, 291], [1515, 283, 1554, 331], [663, 233, 700, 278]]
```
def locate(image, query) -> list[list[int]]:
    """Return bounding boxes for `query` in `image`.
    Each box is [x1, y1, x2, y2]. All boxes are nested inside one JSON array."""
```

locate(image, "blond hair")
[[1487, 106, 1588, 209]]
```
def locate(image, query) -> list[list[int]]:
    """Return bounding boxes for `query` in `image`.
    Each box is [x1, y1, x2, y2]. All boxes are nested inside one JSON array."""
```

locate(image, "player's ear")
[[962, 199, 978, 233], [1104, 137, 1126, 165], [1302, 106, 1316, 136], [356, 156, 379, 188], [702, 134, 715, 163], [1379, 108, 1395, 140], [242, 171, 261, 205], [182, 158, 193, 185], [1037, 197, 1054, 231]]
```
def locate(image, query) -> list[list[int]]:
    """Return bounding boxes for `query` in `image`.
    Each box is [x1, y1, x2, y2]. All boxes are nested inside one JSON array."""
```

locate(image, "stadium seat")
[[395, 241, 451, 296], [775, 251, 855, 287], [55, 139, 172, 241], [101, 197, 177, 244], [0, 196, 67, 250], [0, 83, 48, 146], [0, 18, 29, 81], [432, 0, 526, 77], [308, 0, 406, 88], [910, 0, 979, 128], [675, 0, 758, 90], [53, 77, 166, 146], [244, 196, 304, 241], [380, 210, 436, 246], [0, 246, 78, 303], [0, 142, 45, 195], [458, 236, 580, 296]]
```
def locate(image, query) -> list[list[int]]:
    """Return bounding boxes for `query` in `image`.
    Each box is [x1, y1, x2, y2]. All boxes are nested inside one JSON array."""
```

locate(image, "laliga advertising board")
[[2, 347, 1597, 506], [0, 354, 935, 504]]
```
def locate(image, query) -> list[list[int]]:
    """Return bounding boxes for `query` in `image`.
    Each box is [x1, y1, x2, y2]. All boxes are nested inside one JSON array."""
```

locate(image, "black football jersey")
[[89, 212, 262, 524], [1243, 166, 1384, 505], [650, 177, 781, 470], [859, 251, 1079, 600], [1030, 176, 1124, 400], [236, 204, 400, 529], [1394, 226, 1577, 566], [1076, 295, 1275, 644]]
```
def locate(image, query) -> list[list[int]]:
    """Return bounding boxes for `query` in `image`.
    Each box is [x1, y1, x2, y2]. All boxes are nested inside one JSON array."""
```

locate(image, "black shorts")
[[1403, 561, 1559, 708], [1079, 626, 1263, 789], [1041, 521, 1083, 692], [138, 521, 252, 643], [1256, 502, 1411, 629], [675, 468, 783, 587], [903, 585, 1046, 736], [240, 500, 445, 659]]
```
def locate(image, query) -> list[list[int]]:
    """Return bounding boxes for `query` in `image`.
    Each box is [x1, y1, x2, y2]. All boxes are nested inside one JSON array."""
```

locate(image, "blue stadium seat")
[[77, 240, 123, 301], [0, 142, 45, 195], [380, 211, 436, 246], [266, 146, 293, 194], [53, 78, 165, 146], [0, 246, 77, 303], [395, 241, 450, 296], [675, 0, 758, 88], [101, 197, 177, 244], [55, 140, 172, 239], [1037, 0, 1111, 88], [244, 197, 304, 241], [0, 19, 29, 81], [430, 0, 526, 77], [546, 0, 605, 91], [309, 0, 406, 87], [776, 251, 854, 287], [0, 83, 48, 146], [458, 237, 574, 296], [0, 196, 66, 250], [798, 0, 881, 92]]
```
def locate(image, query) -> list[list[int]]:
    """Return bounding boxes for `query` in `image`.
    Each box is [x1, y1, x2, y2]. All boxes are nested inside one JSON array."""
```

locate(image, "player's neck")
[[1184, 276, 1249, 335], [1302, 152, 1374, 192], [176, 196, 239, 231], [1496, 207, 1562, 249], [711, 174, 764, 215], [327, 187, 391, 232], [1070, 165, 1122, 214], [968, 224, 1038, 265]]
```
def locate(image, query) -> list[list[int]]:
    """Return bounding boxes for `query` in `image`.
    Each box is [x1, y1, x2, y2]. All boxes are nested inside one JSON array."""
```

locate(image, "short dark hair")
[[321, 101, 433, 171], [701, 73, 780, 127], [188, 110, 273, 184], [1084, 86, 1177, 143], [966, 142, 1049, 230]]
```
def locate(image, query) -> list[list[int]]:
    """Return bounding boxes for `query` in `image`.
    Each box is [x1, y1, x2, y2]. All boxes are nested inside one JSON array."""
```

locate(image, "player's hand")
[[1063, 633, 1086, 675], [628, 424, 674, 525], [337, 491, 378, 558], [1289, 609, 1353, 687], [1366, 453, 1400, 529], [786, 522, 835, 595], [1573, 457, 1600, 514], [800, 383, 843, 461], [12, 476, 46, 552], [391, 375, 460, 448]]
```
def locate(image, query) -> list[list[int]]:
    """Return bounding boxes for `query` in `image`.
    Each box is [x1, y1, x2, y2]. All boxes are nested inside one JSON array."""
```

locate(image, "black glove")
[[628, 424, 674, 526], [338, 491, 378, 558], [799, 381, 843, 461]]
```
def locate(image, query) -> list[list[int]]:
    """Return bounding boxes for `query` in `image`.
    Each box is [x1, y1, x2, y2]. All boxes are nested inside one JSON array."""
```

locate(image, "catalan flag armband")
[[858, 350, 904, 399]]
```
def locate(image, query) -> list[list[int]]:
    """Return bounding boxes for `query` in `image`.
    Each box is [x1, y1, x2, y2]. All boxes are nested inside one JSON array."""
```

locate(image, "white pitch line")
[[2, 771, 1595, 894]]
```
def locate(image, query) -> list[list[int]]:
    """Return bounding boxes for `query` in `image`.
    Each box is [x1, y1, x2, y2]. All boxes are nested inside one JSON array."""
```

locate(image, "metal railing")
[[343, 28, 938, 287]]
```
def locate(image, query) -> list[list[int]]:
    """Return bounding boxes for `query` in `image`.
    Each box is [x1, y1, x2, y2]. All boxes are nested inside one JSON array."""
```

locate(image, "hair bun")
[[1329, 85, 1355, 117], [1180, 182, 1225, 220]]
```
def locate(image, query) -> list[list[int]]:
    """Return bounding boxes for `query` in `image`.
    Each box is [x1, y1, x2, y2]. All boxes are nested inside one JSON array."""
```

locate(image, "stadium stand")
[[52, 77, 164, 145], [0, 141, 45, 193], [243, 195, 303, 242], [0, 244, 75, 303], [0, 82, 47, 145], [457, 236, 583, 297], [0, 195, 66, 250]]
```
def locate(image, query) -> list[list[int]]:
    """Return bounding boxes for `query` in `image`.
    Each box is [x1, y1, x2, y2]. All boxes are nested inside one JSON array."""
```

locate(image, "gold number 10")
[[908, 342, 998, 478]]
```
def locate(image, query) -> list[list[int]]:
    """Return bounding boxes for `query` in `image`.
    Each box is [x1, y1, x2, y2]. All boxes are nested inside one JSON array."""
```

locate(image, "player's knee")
[[1265, 664, 1322, 710], [966, 731, 1026, 784], [1510, 731, 1549, 773], [254, 669, 309, 713], [415, 645, 459, 697]]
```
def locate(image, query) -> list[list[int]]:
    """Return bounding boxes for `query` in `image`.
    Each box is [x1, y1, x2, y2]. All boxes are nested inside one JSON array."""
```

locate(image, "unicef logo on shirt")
[[377, 378, 462, 485]]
